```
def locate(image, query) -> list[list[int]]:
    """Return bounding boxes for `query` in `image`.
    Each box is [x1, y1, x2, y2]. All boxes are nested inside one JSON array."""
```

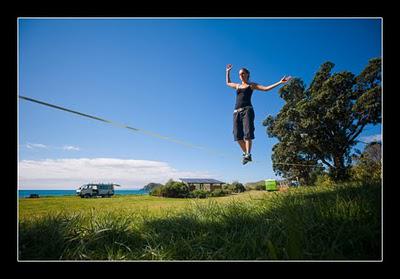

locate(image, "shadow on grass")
[[19, 182, 381, 261], [138, 182, 381, 260]]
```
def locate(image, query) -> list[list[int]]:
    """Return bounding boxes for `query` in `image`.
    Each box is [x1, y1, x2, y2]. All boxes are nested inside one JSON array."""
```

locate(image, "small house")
[[179, 178, 226, 191]]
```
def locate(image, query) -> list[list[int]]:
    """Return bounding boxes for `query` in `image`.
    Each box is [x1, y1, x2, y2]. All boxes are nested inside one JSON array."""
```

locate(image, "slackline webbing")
[[18, 95, 227, 157], [19, 95, 318, 167]]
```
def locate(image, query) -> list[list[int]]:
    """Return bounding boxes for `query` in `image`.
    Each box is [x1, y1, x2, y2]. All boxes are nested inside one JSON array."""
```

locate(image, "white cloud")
[[23, 143, 81, 152], [26, 143, 48, 149], [18, 158, 213, 190], [62, 145, 80, 151], [360, 134, 382, 143]]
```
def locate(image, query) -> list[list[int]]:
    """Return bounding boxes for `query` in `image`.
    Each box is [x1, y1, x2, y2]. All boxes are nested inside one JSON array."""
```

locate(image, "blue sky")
[[18, 18, 382, 189]]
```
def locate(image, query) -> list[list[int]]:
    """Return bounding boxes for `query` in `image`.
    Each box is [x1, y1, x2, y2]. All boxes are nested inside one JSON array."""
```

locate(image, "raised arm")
[[253, 75, 292, 92], [226, 64, 240, 89]]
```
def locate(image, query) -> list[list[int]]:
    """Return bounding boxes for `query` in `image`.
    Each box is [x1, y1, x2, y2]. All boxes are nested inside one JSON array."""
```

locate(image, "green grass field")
[[18, 182, 381, 261]]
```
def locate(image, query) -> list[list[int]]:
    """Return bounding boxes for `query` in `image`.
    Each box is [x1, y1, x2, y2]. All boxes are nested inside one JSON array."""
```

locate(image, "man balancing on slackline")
[[225, 64, 291, 165]]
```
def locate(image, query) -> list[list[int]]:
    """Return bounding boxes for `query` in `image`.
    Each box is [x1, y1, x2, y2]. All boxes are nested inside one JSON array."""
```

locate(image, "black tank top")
[[235, 84, 253, 109]]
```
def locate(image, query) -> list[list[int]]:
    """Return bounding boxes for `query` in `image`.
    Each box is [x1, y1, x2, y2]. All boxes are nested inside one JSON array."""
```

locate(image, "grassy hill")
[[245, 180, 265, 188], [18, 181, 381, 260]]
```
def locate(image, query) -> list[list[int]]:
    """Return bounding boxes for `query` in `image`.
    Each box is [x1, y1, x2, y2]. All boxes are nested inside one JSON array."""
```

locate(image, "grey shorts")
[[233, 106, 255, 141]]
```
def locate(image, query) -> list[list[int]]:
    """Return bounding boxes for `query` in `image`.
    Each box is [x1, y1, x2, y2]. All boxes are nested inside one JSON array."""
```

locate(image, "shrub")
[[314, 174, 335, 187], [223, 184, 233, 191], [143, 182, 163, 192], [150, 180, 190, 198], [231, 181, 246, 193], [254, 184, 265, 191], [189, 189, 209, 199], [349, 142, 382, 184], [351, 160, 381, 184], [224, 182, 246, 193], [150, 187, 163, 196], [209, 189, 230, 197], [162, 182, 190, 198]]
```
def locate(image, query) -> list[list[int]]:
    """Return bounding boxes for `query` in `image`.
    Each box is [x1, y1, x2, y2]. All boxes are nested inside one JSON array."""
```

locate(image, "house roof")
[[179, 178, 225, 184]]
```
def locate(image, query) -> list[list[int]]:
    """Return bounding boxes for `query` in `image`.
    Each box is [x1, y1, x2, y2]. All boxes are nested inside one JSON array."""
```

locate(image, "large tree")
[[263, 58, 381, 182]]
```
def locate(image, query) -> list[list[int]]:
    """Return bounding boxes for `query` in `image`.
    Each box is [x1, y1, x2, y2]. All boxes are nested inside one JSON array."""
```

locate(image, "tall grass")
[[19, 181, 381, 260]]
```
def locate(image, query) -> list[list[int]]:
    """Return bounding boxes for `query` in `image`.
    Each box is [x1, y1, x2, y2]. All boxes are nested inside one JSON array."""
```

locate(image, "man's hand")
[[226, 64, 233, 72], [280, 75, 292, 83]]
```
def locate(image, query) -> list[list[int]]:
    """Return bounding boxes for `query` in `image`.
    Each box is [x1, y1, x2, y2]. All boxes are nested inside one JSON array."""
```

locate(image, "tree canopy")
[[263, 58, 381, 183]]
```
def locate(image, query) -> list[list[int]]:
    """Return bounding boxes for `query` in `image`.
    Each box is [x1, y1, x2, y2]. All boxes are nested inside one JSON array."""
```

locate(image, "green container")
[[265, 179, 278, 191]]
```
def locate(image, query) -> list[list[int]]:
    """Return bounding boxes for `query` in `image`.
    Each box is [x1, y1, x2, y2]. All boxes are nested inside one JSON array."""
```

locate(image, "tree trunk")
[[331, 154, 349, 181]]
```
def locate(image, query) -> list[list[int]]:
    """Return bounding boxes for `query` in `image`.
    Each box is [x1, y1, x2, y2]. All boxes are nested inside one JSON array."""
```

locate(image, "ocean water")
[[18, 189, 149, 198]]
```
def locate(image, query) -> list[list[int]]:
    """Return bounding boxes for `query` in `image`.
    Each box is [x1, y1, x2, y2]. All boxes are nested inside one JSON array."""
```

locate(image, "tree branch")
[[346, 109, 371, 145], [308, 143, 334, 168], [319, 157, 334, 169], [347, 122, 367, 145]]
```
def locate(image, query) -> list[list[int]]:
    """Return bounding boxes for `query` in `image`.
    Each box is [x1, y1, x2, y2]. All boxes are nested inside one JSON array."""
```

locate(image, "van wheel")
[[84, 194, 91, 198]]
